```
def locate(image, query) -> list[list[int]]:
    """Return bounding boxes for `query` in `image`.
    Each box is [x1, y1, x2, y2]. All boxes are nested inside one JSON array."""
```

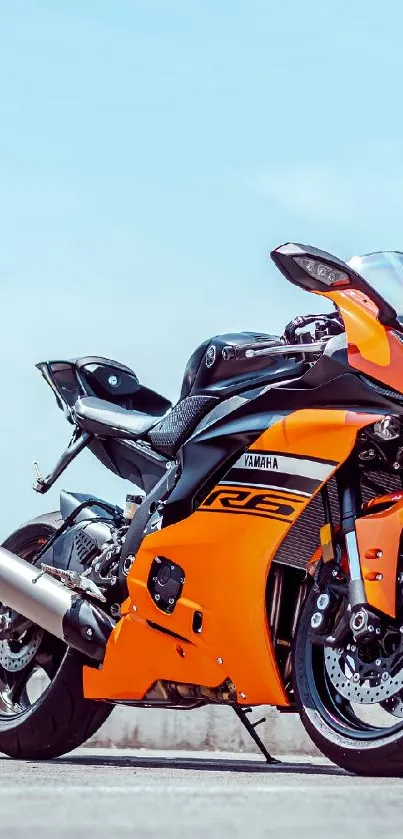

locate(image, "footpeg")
[[40, 564, 106, 603]]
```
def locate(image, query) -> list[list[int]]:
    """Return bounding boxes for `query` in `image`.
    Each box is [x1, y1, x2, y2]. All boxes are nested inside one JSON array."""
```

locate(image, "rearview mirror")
[[270, 243, 398, 326]]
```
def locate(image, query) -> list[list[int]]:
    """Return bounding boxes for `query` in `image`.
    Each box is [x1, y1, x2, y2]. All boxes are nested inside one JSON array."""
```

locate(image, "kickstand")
[[233, 706, 280, 764]]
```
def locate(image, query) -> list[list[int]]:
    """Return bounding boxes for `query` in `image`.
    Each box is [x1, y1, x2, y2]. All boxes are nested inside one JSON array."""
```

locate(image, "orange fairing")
[[317, 288, 403, 393], [84, 409, 382, 707], [356, 495, 403, 618]]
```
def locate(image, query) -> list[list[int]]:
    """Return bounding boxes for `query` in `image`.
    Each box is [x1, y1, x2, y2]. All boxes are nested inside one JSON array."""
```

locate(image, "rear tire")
[[0, 516, 112, 760]]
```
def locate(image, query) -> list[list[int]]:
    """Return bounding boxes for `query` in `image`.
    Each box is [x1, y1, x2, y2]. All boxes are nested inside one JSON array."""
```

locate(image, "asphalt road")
[[1, 747, 402, 839]]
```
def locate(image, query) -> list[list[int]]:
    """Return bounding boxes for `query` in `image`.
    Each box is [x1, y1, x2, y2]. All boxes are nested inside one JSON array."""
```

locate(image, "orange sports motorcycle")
[[1, 244, 403, 775]]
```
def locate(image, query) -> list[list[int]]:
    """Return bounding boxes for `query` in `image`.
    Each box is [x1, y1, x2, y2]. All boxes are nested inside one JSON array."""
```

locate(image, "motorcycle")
[[1, 242, 403, 775]]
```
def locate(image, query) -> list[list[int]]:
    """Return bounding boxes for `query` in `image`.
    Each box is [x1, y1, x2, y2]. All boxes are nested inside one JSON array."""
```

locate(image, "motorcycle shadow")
[[8, 752, 346, 775]]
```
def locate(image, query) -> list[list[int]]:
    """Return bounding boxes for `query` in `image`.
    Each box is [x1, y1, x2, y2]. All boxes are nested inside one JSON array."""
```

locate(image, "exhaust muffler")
[[0, 546, 114, 662]]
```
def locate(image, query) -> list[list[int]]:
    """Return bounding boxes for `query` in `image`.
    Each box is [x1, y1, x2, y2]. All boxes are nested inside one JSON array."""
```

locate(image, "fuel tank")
[[180, 332, 303, 399]]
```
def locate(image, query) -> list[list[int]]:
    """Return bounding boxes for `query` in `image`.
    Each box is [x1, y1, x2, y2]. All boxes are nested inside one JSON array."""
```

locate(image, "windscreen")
[[348, 251, 403, 321]]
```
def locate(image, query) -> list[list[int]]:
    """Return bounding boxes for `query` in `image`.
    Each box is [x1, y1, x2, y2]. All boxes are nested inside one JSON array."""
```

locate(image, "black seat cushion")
[[74, 397, 161, 440]]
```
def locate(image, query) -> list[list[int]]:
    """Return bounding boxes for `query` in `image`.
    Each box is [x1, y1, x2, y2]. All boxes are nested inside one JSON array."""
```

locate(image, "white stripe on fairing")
[[219, 481, 311, 497], [232, 453, 334, 481]]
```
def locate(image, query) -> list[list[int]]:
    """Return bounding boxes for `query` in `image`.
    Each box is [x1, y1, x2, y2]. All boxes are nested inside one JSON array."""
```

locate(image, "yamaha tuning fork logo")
[[205, 345, 216, 368]]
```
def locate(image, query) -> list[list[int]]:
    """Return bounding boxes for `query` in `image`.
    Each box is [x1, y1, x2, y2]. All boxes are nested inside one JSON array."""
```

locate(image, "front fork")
[[311, 459, 381, 645], [338, 463, 381, 641], [337, 458, 380, 642]]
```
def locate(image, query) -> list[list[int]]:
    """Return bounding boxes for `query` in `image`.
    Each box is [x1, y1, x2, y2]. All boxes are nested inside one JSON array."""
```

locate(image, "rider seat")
[[74, 397, 161, 440]]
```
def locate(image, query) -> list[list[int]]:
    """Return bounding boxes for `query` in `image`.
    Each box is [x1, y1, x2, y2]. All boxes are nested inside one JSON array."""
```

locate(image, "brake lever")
[[222, 339, 284, 362], [222, 337, 327, 363]]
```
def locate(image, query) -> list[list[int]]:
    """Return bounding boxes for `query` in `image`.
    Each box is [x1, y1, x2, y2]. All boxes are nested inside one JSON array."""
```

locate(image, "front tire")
[[0, 517, 112, 760], [294, 584, 403, 776]]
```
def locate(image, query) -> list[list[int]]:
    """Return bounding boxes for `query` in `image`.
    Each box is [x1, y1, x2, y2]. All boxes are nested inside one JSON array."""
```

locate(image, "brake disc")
[[0, 627, 43, 672], [324, 643, 403, 704], [381, 693, 403, 717]]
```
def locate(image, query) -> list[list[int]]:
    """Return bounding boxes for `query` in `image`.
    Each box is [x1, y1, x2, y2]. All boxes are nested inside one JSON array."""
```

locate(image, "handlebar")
[[244, 341, 328, 359]]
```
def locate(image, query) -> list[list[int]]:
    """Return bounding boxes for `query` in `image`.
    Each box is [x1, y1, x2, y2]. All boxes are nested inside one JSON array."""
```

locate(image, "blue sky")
[[0, 0, 402, 535]]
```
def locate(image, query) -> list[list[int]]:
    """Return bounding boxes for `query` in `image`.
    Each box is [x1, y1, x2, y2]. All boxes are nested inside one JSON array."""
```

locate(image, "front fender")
[[357, 495, 403, 618]]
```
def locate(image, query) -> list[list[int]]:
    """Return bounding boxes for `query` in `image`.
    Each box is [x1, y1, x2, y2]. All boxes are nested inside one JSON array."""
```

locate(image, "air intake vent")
[[273, 471, 402, 571], [72, 530, 98, 564]]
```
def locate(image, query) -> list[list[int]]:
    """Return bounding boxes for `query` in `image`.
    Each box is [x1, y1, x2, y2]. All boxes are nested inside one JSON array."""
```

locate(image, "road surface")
[[0, 748, 401, 838]]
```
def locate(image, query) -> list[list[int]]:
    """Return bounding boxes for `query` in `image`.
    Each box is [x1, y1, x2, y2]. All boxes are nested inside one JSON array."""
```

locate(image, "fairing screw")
[[217, 657, 223, 664], [317, 593, 330, 611], [375, 574, 383, 581], [376, 551, 383, 559], [168, 598, 175, 605], [240, 692, 246, 699], [311, 612, 323, 629], [154, 594, 160, 602], [132, 605, 137, 612]]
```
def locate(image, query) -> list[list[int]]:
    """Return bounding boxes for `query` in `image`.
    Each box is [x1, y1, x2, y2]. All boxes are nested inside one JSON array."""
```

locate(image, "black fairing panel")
[[162, 371, 401, 527], [87, 437, 167, 493], [38, 357, 171, 416], [75, 357, 171, 415], [59, 490, 116, 522], [180, 339, 211, 399], [180, 332, 302, 398], [39, 491, 117, 576]]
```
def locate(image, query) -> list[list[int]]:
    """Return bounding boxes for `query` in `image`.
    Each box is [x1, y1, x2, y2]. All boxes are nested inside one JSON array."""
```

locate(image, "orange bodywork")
[[84, 408, 382, 707], [320, 288, 403, 392], [356, 494, 403, 618]]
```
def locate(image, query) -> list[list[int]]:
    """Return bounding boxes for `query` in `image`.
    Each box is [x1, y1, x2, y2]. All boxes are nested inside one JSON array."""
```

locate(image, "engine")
[[37, 501, 133, 617]]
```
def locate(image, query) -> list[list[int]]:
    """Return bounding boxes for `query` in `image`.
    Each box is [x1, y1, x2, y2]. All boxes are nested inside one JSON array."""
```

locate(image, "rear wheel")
[[0, 517, 112, 759], [294, 566, 403, 776]]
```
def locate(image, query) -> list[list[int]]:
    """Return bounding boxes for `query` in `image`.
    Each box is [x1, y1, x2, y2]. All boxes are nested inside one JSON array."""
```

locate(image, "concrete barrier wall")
[[32, 672, 318, 755], [87, 705, 320, 756]]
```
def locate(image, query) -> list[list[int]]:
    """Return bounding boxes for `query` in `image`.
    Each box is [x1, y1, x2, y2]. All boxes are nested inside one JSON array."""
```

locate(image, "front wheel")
[[294, 572, 403, 776], [0, 517, 112, 760]]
